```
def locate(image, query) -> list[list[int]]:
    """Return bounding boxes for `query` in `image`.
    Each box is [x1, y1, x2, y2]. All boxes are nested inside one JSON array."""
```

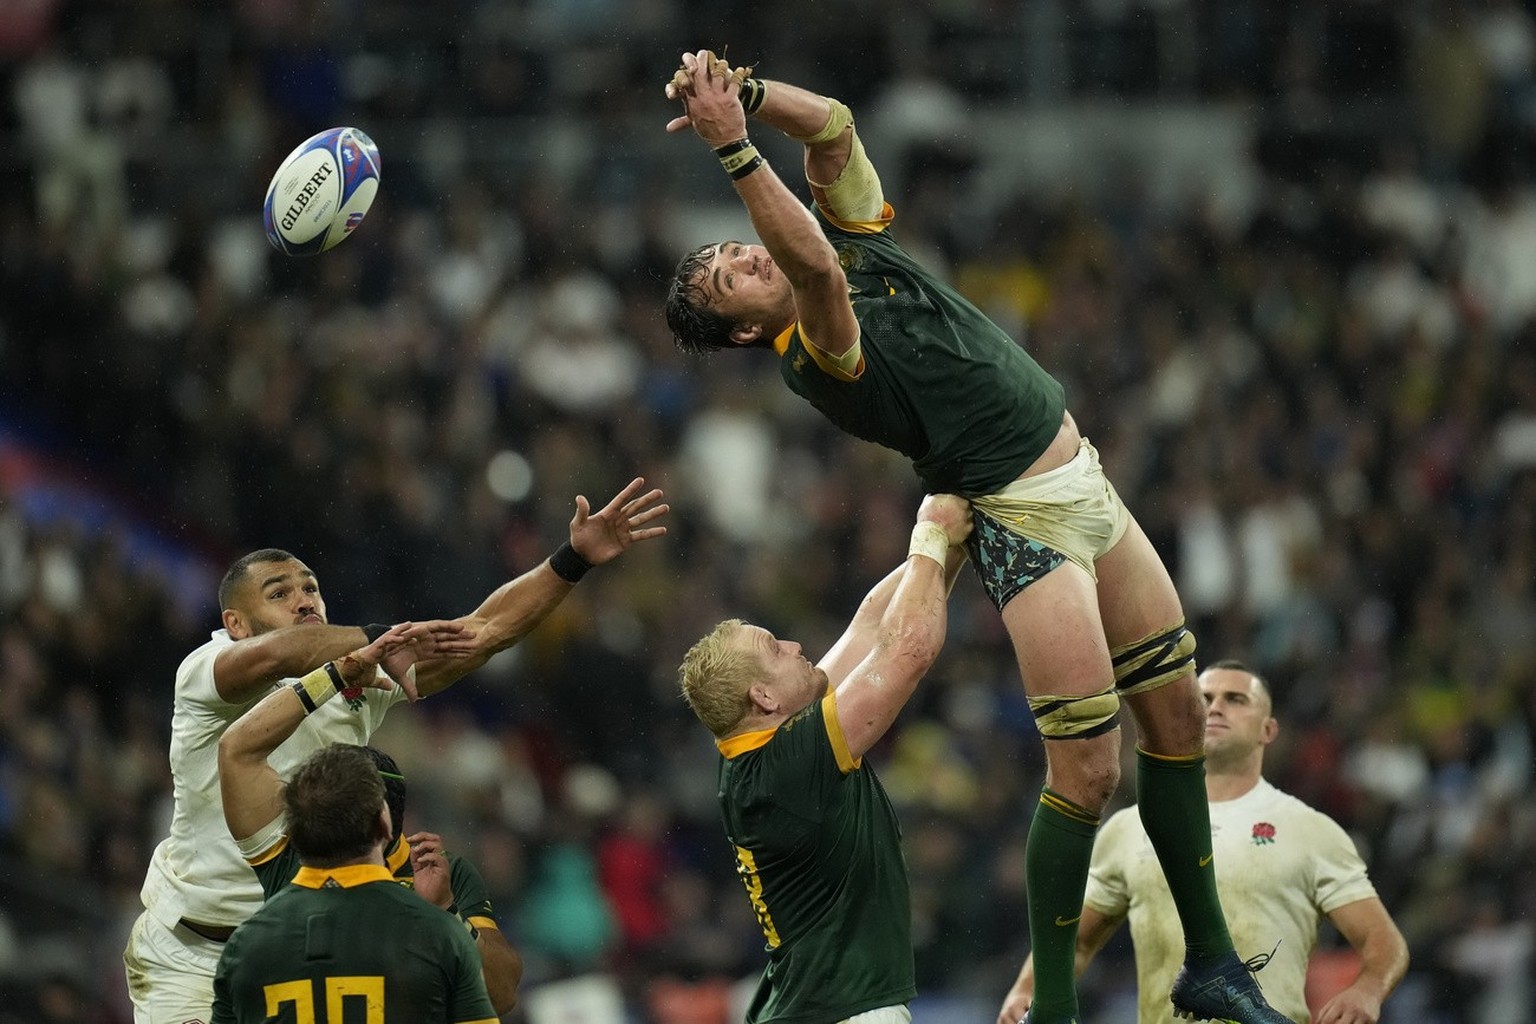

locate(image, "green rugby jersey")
[[211, 863, 496, 1024], [718, 691, 914, 1023], [251, 834, 498, 934], [775, 203, 1065, 495]]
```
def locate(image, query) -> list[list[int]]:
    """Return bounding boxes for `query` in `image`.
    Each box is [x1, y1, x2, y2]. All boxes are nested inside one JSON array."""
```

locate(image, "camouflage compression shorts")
[[966, 438, 1131, 611]]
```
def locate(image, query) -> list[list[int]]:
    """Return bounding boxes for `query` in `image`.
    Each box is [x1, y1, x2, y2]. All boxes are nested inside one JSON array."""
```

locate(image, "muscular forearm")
[[411, 564, 573, 698], [732, 161, 843, 290], [877, 556, 948, 686], [478, 930, 524, 1015], [222, 685, 306, 766], [216, 624, 369, 704], [1349, 932, 1409, 1005], [1329, 898, 1409, 1014], [218, 684, 307, 840]]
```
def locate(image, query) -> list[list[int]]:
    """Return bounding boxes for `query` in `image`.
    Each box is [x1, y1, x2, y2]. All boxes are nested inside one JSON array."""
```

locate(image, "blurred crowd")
[[3, 0, 1536, 1021]]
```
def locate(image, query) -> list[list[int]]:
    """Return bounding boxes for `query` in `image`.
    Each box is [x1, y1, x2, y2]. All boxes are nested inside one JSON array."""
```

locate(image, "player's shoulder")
[[1251, 780, 1355, 838], [176, 631, 233, 683], [1257, 779, 1330, 820]]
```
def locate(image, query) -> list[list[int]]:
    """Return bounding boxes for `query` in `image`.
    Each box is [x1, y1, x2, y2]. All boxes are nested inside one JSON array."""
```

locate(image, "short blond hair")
[[679, 619, 760, 737]]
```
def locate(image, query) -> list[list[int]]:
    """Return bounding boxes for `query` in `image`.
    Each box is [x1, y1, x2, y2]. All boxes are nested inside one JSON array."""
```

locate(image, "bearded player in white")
[[123, 478, 668, 1024], [999, 662, 1410, 1024]]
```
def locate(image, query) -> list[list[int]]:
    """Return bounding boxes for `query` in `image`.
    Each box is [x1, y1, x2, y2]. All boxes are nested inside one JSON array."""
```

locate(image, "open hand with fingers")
[[348, 620, 477, 701], [568, 476, 669, 567], [407, 831, 454, 909]]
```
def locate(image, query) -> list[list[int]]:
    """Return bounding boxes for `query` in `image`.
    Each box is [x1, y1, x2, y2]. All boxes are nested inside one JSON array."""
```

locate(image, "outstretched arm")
[[818, 545, 968, 685], [213, 620, 481, 706], [668, 54, 886, 224], [219, 622, 441, 841], [1315, 898, 1409, 1024], [665, 50, 860, 357], [409, 477, 668, 698], [213, 625, 375, 705], [829, 494, 971, 759]]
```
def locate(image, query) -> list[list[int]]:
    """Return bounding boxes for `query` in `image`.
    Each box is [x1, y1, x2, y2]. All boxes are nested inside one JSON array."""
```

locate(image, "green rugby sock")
[[1026, 788, 1099, 1020], [1136, 748, 1234, 961]]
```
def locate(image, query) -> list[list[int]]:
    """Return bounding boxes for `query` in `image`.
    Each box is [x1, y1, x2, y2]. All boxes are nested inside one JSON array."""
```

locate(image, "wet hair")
[[678, 618, 758, 737], [665, 243, 740, 355], [365, 746, 407, 845], [218, 548, 300, 611], [284, 744, 386, 868]]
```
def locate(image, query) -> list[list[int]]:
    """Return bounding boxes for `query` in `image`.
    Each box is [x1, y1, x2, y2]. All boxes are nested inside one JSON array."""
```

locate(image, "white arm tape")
[[235, 813, 289, 861]]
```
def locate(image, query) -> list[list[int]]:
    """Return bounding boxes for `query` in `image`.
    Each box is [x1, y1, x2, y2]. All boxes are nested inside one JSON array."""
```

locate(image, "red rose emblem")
[[1251, 822, 1276, 845]]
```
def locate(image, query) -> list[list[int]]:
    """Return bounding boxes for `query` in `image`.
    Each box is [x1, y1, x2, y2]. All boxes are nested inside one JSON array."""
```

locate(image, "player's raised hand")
[[351, 620, 476, 701], [665, 49, 749, 145], [568, 476, 669, 567], [407, 831, 454, 910]]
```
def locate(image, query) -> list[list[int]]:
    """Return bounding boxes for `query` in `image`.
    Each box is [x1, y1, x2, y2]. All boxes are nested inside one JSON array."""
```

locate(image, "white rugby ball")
[[262, 126, 381, 256]]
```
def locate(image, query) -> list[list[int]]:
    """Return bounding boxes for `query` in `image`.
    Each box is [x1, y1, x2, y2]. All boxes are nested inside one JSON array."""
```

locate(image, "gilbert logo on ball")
[[263, 126, 381, 256]]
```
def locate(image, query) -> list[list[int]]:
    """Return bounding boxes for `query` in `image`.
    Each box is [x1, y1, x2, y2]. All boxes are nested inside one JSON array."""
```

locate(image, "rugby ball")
[[262, 127, 381, 256]]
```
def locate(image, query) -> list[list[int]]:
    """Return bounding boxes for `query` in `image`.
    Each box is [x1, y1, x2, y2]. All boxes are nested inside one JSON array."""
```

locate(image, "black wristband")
[[713, 138, 764, 181], [549, 541, 593, 583], [712, 138, 753, 158], [740, 77, 767, 115], [363, 623, 390, 644], [290, 678, 319, 714], [323, 660, 347, 691]]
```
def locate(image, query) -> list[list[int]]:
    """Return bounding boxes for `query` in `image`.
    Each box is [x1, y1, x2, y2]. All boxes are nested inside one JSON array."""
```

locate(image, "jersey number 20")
[[265, 976, 384, 1023]]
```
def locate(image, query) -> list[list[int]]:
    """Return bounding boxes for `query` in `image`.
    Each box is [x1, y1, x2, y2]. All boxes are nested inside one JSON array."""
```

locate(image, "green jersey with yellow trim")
[[718, 691, 914, 1024], [251, 835, 498, 933], [776, 204, 1065, 496], [210, 863, 496, 1024]]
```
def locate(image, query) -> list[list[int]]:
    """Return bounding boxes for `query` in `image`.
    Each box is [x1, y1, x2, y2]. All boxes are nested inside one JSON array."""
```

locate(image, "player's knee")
[[1110, 619, 1197, 697], [1029, 686, 1120, 742]]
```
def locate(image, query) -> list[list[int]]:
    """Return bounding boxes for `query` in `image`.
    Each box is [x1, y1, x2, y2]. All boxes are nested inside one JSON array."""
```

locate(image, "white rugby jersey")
[[138, 630, 406, 929], [1085, 779, 1378, 1024]]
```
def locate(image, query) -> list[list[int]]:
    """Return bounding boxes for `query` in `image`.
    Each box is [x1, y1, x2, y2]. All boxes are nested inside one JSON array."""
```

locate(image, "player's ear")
[[747, 682, 777, 714], [729, 323, 763, 346], [375, 804, 393, 846], [1261, 716, 1279, 745], [223, 607, 250, 640]]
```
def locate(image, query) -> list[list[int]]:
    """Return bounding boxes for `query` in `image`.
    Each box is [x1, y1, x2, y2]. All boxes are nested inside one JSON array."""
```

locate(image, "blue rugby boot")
[[1170, 947, 1290, 1023]]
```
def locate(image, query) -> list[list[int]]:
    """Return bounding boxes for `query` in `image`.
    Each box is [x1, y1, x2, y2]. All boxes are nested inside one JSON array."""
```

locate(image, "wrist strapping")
[[549, 541, 593, 583], [740, 77, 767, 115], [908, 521, 950, 568], [713, 137, 765, 181], [291, 663, 340, 714]]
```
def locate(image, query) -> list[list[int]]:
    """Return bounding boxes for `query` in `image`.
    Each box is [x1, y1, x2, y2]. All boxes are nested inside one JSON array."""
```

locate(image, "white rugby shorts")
[[122, 910, 224, 1024]]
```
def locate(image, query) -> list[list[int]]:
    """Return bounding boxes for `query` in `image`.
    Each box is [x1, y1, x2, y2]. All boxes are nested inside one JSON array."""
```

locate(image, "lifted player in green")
[[679, 494, 971, 1024], [664, 50, 1291, 1024], [212, 624, 496, 1024]]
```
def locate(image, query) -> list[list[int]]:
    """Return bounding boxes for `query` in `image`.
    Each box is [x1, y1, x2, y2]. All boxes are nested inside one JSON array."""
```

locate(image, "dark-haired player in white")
[[212, 623, 494, 1024], [123, 477, 667, 1023]]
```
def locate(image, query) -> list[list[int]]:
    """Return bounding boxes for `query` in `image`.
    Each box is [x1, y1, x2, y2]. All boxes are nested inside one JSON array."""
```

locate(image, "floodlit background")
[[2, 1, 1534, 1021]]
